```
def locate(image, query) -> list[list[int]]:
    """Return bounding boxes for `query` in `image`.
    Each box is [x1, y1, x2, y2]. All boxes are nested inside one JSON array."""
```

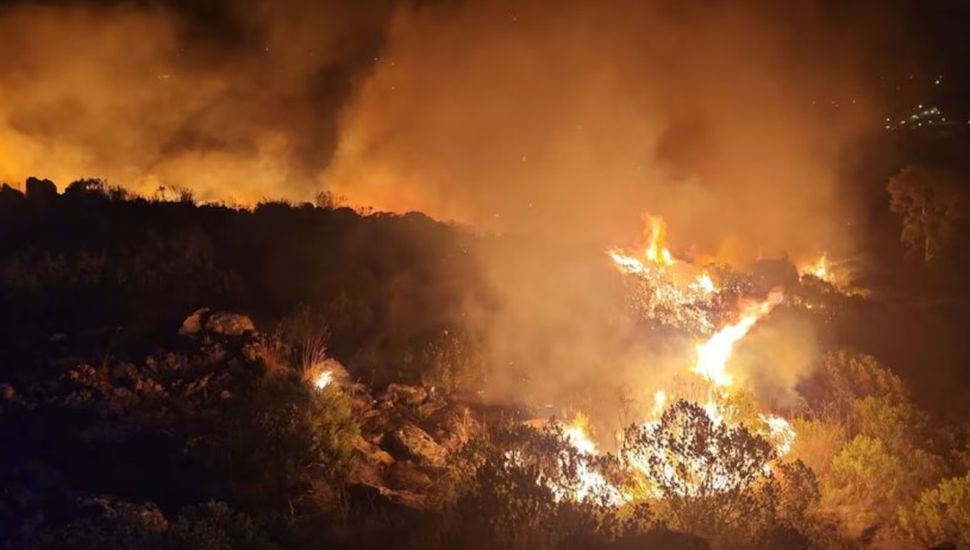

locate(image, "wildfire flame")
[[509, 215, 800, 505], [313, 370, 333, 389], [608, 249, 648, 274], [563, 411, 599, 455], [554, 412, 628, 505], [800, 253, 830, 281], [644, 215, 675, 267], [692, 290, 783, 388], [539, 216, 798, 504], [760, 413, 796, 456], [651, 389, 667, 417], [691, 271, 717, 294]]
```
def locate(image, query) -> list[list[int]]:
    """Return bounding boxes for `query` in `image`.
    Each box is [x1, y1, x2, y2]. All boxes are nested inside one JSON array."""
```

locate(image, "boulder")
[[433, 405, 481, 453], [383, 423, 447, 466], [204, 312, 255, 336], [178, 308, 210, 336], [354, 435, 396, 467], [382, 383, 428, 406]]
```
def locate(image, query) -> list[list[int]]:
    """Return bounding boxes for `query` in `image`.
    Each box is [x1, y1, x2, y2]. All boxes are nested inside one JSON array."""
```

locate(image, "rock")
[[383, 423, 447, 466], [354, 435, 396, 467], [383, 383, 428, 406], [204, 312, 255, 336], [433, 405, 481, 453], [178, 308, 210, 336], [386, 460, 432, 491]]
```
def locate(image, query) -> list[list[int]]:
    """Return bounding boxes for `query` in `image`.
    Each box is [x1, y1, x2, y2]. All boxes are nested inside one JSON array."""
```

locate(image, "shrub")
[[168, 501, 279, 550], [900, 472, 970, 547], [195, 373, 359, 509]]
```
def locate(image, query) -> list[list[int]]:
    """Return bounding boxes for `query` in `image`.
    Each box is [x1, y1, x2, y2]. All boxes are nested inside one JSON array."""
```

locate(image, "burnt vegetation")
[[2, 179, 970, 549]]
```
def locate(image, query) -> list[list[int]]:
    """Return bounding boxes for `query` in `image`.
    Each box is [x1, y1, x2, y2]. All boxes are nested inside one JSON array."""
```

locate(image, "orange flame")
[[644, 215, 675, 266], [692, 290, 783, 388]]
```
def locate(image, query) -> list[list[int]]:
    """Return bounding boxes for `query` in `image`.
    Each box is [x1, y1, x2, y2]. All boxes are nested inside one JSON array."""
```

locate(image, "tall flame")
[[800, 253, 830, 281], [644, 215, 675, 266], [692, 290, 783, 388], [542, 218, 796, 505], [563, 411, 599, 455]]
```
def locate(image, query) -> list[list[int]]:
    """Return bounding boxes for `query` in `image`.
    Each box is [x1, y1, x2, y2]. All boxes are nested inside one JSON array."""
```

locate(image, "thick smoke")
[[321, 0, 897, 417], [0, 0, 903, 420], [0, 0, 392, 202], [325, 0, 892, 261], [1, 0, 895, 258]]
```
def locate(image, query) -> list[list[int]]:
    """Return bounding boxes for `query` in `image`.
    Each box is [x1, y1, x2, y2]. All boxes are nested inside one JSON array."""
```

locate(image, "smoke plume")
[[0, 0, 906, 418], [326, 0, 896, 261], [0, 0, 392, 203]]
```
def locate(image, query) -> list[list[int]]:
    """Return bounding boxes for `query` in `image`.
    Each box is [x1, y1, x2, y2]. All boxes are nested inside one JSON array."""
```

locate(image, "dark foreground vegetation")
[[2, 179, 970, 549]]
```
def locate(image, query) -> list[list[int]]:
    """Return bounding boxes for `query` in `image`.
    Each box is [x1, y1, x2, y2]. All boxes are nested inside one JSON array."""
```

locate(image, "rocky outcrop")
[[13, 307, 483, 513], [380, 383, 427, 406], [178, 308, 210, 335], [383, 423, 448, 467], [204, 312, 256, 336], [178, 309, 256, 337], [431, 404, 481, 453]]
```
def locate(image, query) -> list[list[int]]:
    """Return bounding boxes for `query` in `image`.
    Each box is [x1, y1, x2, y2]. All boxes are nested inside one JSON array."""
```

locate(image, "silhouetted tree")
[[887, 164, 967, 262]]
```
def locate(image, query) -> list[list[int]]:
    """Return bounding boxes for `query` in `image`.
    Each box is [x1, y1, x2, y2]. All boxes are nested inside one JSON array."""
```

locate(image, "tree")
[[801, 351, 906, 422], [901, 472, 970, 547], [887, 164, 967, 262], [314, 189, 346, 209], [433, 424, 637, 549], [622, 400, 782, 541], [823, 436, 905, 534]]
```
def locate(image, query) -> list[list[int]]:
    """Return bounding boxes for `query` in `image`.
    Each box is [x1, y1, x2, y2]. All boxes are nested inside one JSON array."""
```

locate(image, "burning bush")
[[431, 423, 647, 549], [622, 399, 818, 543]]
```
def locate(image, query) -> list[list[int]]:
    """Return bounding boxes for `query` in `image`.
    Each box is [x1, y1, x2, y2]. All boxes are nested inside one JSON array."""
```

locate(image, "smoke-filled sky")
[[0, 0, 945, 260], [3, 0, 968, 420]]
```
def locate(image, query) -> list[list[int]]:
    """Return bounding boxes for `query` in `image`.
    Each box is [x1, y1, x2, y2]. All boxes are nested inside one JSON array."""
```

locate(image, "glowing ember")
[[608, 249, 647, 274], [563, 412, 599, 455], [760, 413, 796, 457], [691, 271, 717, 294], [551, 413, 628, 505], [692, 290, 783, 388], [314, 370, 333, 389], [651, 389, 667, 417], [800, 253, 830, 281], [607, 221, 720, 336]]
